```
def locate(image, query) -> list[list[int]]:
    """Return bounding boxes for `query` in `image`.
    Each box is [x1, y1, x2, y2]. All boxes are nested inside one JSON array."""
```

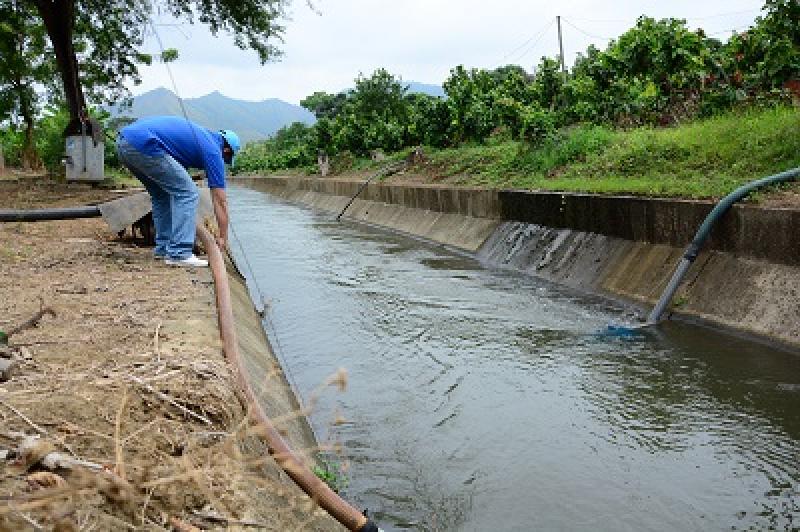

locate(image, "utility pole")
[[557, 15, 567, 81]]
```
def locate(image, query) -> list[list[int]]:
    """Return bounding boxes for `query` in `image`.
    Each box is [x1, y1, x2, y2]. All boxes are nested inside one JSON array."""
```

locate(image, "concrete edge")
[[234, 175, 800, 266]]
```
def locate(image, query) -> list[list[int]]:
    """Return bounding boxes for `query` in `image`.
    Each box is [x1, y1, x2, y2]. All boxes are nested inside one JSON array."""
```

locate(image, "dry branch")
[[192, 511, 269, 527], [129, 376, 213, 426], [7, 306, 56, 338], [0, 400, 47, 435]]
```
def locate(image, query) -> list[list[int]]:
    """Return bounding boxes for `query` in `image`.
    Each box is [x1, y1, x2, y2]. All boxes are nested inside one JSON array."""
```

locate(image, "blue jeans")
[[116, 137, 198, 260]]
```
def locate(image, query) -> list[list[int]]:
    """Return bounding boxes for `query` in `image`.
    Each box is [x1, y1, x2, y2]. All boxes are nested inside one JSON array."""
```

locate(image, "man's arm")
[[210, 187, 229, 251]]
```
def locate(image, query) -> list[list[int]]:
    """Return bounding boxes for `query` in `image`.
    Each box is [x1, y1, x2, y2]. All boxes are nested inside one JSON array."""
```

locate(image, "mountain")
[[406, 82, 446, 98], [337, 81, 445, 98], [109, 88, 316, 144]]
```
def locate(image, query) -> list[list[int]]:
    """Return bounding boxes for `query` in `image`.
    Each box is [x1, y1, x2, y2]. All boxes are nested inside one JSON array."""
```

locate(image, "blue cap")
[[220, 129, 241, 166]]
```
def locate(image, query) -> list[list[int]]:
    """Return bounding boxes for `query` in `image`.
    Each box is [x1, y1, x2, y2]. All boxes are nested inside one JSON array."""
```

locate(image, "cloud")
[[132, 0, 764, 104]]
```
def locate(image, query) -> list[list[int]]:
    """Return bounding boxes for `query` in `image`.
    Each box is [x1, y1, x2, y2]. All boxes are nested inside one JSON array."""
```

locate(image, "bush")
[[520, 105, 557, 143], [0, 127, 23, 168], [513, 124, 613, 174], [234, 122, 317, 174]]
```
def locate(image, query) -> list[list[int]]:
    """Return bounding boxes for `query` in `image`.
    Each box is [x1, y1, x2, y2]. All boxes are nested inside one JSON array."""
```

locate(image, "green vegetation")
[[312, 457, 349, 494], [237, 1, 800, 198], [0, 103, 125, 174], [412, 107, 800, 197], [1, 0, 289, 173]]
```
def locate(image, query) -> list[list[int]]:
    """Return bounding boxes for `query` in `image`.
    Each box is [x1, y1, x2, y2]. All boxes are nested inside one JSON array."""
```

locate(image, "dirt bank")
[[0, 178, 339, 530]]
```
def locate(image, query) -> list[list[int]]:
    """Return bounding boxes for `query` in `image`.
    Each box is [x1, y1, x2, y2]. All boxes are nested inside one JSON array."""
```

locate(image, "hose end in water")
[[359, 520, 383, 532]]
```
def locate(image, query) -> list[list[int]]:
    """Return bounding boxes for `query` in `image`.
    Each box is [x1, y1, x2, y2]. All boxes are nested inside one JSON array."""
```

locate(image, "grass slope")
[[383, 106, 800, 198]]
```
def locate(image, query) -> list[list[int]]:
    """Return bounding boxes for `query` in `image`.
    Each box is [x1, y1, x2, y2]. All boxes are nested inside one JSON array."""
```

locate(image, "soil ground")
[[0, 177, 339, 531]]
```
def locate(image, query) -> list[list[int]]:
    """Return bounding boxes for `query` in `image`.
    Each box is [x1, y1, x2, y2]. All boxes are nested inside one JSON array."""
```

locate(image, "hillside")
[[406, 82, 445, 98], [108, 88, 316, 144], [369, 107, 800, 199]]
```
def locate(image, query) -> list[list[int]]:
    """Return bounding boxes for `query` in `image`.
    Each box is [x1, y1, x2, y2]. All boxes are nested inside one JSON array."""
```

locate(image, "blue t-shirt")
[[121, 116, 226, 188]]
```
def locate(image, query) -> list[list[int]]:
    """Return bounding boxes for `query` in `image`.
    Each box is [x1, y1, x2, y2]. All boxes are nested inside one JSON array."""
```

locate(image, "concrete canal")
[[229, 185, 800, 531]]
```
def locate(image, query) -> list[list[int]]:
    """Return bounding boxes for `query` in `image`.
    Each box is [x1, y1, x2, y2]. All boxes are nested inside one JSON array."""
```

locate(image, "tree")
[[728, 0, 800, 90], [26, 0, 291, 136], [531, 56, 564, 109], [489, 64, 531, 87], [301, 91, 348, 120], [406, 93, 450, 147], [349, 69, 408, 122], [0, 0, 54, 169], [443, 66, 498, 142], [606, 17, 712, 98], [327, 69, 410, 154]]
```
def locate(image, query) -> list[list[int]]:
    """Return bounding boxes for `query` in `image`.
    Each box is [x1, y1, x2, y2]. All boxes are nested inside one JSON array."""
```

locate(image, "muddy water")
[[228, 186, 800, 532]]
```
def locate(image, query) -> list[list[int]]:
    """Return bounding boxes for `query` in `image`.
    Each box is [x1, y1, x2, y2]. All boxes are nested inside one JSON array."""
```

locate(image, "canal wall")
[[201, 189, 322, 467], [232, 176, 800, 348], [227, 263, 320, 453]]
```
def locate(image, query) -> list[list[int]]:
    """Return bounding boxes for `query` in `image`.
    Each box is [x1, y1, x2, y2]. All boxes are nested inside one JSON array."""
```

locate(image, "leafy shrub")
[[513, 124, 613, 174], [520, 105, 557, 143], [234, 122, 317, 174]]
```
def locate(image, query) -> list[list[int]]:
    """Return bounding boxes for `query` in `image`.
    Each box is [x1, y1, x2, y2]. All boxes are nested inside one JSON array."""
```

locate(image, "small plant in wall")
[[313, 456, 349, 493], [673, 293, 690, 308]]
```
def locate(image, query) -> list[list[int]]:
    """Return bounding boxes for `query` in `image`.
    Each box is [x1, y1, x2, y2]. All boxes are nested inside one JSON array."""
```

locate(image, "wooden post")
[[557, 16, 566, 81], [318, 151, 330, 177]]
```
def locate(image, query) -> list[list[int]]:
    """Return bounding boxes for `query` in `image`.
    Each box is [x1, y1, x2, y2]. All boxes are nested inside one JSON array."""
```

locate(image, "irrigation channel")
[[228, 185, 800, 531]]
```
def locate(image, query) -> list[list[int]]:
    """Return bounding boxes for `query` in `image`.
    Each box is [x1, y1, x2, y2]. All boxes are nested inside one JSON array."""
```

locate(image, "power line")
[[561, 18, 613, 42], [564, 7, 760, 27], [562, 16, 755, 44], [512, 21, 559, 65], [152, 23, 192, 40], [499, 18, 555, 65], [566, 16, 634, 24], [707, 24, 753, 36], [686, 8, 761, 21], [501, 19, 553, 59]]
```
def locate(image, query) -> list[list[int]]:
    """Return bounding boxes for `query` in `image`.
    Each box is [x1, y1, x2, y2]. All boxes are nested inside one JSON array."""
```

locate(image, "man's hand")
[[216, 235, 228, 252]]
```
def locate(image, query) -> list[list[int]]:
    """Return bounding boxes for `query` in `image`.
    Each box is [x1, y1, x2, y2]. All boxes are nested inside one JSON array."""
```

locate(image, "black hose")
[[335, 161, 407, 221], [0, 205, 101, 222], [647, 166, 800, 323]]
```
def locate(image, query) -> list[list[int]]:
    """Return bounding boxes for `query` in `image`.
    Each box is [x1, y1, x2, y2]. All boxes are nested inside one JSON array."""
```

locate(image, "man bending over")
[[116, 116, 240, 267]]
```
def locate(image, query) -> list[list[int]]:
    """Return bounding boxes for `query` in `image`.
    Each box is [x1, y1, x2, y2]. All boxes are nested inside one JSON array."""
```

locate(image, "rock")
[[0, 357, 19, 381], [18, 346, 32, 360], [407, 146, 425, 165]]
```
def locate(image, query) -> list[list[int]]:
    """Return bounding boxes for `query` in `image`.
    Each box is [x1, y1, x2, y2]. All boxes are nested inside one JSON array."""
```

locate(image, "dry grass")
[[0, 179, 344, 531]]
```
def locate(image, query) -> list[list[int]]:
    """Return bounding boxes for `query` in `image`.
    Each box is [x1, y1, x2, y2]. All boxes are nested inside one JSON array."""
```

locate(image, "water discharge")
[[229, 186, 800, 531]]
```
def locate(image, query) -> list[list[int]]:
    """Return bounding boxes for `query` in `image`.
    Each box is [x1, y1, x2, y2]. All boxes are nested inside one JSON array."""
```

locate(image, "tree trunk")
[[0, 143, 5, 176], [21, 115, 42, 171], [31, 0, 87, 137], [15, 26, 41, 171]]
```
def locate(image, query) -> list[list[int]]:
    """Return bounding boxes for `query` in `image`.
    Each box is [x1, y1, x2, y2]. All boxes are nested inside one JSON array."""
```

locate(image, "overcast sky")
[[132, 0, 766, 104]]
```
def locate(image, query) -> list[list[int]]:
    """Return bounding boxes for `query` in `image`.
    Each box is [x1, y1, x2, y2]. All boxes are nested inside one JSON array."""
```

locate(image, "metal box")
[[65, 135, 104, 182]]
